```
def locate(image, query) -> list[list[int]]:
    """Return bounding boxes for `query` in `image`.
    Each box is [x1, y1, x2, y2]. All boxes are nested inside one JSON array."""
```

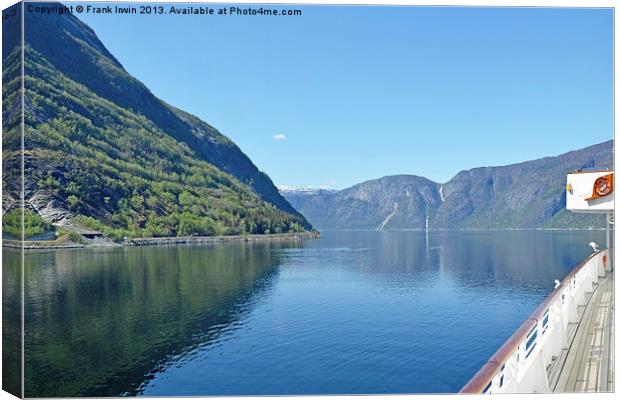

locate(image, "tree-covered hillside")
[[2, 5, 311, 240]]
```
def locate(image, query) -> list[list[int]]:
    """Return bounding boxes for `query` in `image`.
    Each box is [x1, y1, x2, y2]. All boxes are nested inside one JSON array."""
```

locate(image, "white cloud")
[[272, 133, 287, 141]]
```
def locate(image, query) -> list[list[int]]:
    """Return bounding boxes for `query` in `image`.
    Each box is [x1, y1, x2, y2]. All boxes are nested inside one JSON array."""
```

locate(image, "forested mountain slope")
[[2, 3, 311, 239]]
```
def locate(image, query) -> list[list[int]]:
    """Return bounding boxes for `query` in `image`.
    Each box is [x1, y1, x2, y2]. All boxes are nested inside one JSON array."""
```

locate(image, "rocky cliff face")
[[281, 140, 613, 230], [281, 176, 441, 230]]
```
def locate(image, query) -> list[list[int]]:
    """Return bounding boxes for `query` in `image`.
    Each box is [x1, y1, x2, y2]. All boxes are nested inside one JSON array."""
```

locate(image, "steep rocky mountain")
[[280, 176, 441, 230], [281, 141, 613, 230], [2, 3, 311, 239]]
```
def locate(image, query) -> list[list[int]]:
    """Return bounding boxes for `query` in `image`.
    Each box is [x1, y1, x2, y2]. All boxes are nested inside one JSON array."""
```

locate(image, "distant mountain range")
[[2, 3, 311, 239], [276, 185, 338, 195], [280, 141, 613, 230]]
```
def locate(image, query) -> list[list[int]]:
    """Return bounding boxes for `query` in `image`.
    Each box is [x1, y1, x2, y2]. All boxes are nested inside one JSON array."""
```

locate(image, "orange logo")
[[586, 174, 614, 201]]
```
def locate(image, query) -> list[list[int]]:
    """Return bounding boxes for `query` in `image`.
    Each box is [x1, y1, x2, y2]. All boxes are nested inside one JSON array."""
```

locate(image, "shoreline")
[[2, 231, 320, 250], [1, 227, 607, 250], [2, 242, 86, 249], [129, 231, 320, 247]]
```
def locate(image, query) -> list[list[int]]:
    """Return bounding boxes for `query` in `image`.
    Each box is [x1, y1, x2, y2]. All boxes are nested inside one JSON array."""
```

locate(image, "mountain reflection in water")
[[5, 230, 606, 396]]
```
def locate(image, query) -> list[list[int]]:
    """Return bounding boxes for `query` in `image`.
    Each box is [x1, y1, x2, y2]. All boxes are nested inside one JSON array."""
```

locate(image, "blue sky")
[[77, 4, 613, 189]]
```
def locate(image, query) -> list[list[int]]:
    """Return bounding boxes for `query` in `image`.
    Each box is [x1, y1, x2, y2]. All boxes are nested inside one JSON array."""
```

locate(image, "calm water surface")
[[4, 230, 606, 396]]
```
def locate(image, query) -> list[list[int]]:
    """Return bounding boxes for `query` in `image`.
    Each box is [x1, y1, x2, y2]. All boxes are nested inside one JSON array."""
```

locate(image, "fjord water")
[[8, 230, 605, 396]]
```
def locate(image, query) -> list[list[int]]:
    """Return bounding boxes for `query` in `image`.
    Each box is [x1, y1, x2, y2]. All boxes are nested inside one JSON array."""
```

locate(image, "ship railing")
[[459, 249, 609, 394]]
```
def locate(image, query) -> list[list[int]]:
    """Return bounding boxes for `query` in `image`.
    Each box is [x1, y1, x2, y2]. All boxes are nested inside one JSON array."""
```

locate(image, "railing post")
[[576, 276, 586, 306], [597, 252, 607, 278], [567, 281, 579, 323], [589, 257, 599, 286], [515, 344, 526, 383], [557, 301, 568, 346]]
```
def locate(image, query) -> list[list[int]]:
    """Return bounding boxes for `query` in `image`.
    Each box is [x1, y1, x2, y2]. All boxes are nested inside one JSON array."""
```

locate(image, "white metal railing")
[[460, 248, 610, 394]]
